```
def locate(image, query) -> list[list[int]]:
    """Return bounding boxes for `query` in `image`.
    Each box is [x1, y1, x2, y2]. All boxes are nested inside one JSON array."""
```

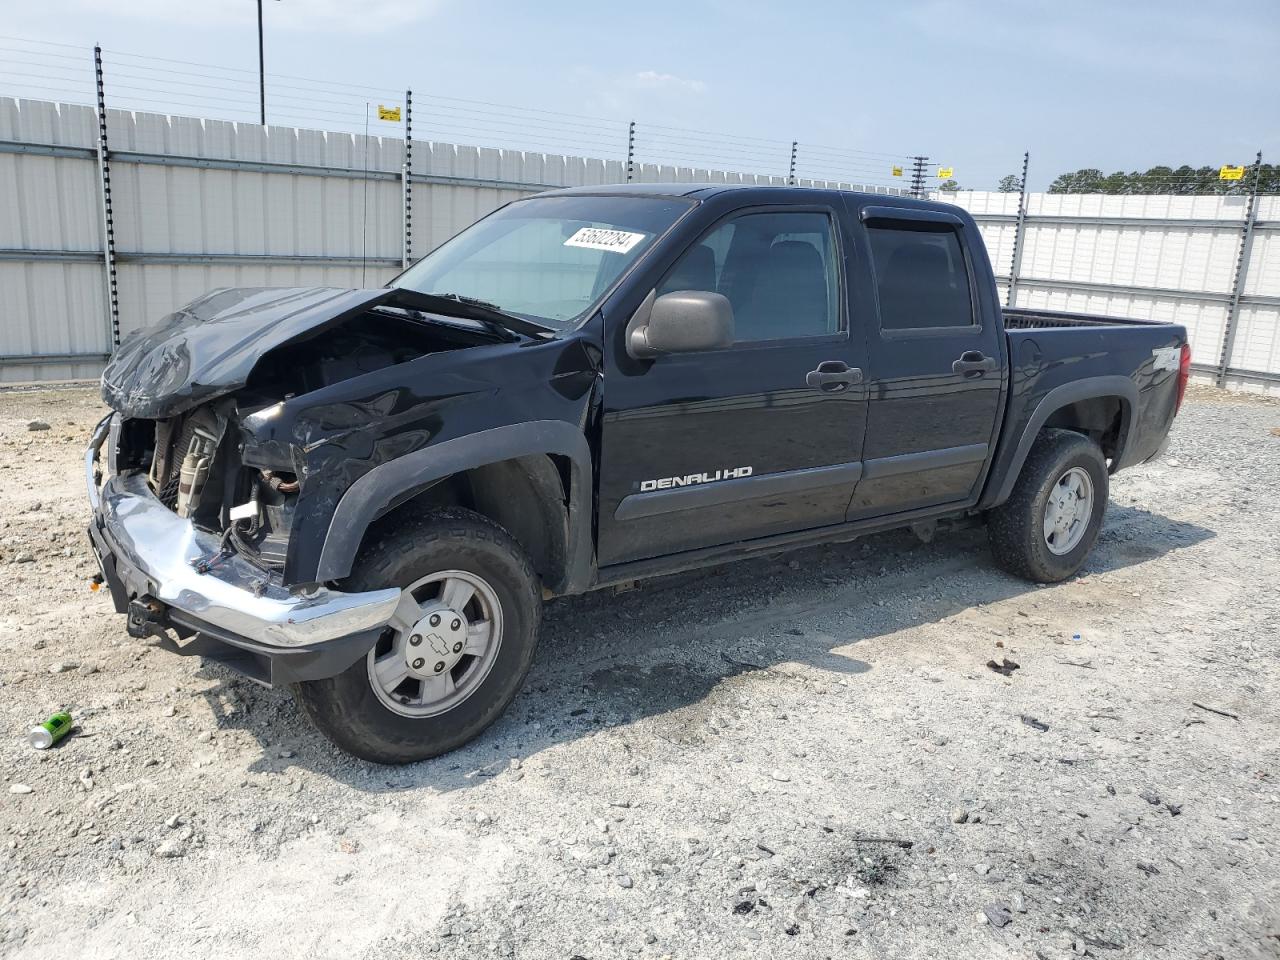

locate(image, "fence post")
[[625, 120, 636, 182], [402, 88, 412, 269], [93, 44, 120, 349], [788, 141, 798, 186], [909, 155, 928, 199], [1216, 150, 1263, 387], [1006, 150, 1030, 308]]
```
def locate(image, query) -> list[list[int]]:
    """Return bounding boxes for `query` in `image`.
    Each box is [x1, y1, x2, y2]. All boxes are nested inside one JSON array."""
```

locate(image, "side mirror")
[[626, 290, 734, 359]]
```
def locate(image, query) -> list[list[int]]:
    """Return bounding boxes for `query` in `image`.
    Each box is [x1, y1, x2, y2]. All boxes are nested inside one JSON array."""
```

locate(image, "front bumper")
[[85, 416, 400, 684]]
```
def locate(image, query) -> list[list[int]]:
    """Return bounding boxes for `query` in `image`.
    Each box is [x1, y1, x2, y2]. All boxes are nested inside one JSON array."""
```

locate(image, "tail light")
[[1175, 342, 1191, 414]]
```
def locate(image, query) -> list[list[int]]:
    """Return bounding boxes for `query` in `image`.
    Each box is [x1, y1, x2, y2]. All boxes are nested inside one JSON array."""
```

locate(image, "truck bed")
[[1002, 307, 1173, 331]]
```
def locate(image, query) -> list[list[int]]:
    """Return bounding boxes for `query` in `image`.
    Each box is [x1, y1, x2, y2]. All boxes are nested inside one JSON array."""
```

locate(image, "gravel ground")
[[1, 384, 1278, 960]]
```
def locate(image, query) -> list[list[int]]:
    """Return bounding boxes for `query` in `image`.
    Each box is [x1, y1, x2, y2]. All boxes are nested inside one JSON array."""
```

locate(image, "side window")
[[657, 211, 840, 342], [866, 221, 974, 330]]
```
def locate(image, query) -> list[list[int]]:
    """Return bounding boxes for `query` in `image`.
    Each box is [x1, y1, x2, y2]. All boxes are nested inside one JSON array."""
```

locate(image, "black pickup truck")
[[86, 184, 1191, 762]]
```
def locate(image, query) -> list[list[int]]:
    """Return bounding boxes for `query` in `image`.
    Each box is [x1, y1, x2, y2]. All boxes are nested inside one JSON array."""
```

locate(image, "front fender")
[[315, 421, 595, 592]]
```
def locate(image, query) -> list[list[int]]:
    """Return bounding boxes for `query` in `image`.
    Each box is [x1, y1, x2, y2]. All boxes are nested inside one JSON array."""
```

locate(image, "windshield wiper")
[[372, 304, 514, 342], [390, 288, 556, 340]]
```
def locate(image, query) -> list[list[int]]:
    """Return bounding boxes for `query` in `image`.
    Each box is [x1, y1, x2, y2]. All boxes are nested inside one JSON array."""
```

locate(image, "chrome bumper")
[[85, 416, 401, 648]]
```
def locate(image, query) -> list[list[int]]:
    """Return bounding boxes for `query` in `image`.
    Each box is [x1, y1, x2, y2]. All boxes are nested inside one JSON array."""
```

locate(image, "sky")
[[3, 0, 1278, 190]]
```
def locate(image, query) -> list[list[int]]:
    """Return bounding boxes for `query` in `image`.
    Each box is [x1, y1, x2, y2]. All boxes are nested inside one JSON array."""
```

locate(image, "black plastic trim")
[[317, 421, 594, 592], [163, 609, 382, 687], [861, 443, 989, 480], [861, 205, 966, 227], [985, 376, 1138, 508], [597, 499, 976, 589]]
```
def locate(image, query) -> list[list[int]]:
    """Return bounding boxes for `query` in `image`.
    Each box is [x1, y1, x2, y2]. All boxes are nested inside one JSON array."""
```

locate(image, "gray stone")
[[983, 904, 1014, 928], [153, 836, 186, 858]]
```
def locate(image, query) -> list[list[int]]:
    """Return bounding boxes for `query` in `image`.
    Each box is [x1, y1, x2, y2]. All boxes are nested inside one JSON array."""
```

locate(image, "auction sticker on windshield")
[[563, 227, 647, 254]]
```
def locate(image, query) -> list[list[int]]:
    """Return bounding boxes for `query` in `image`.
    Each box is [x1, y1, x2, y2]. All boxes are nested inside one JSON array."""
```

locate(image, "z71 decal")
[[639, 466, 753, 492]]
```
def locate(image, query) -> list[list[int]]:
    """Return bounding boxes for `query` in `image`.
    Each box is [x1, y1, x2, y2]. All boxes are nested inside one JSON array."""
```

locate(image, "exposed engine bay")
[[135, 403, 301, 572], [106, 293, 501, 577]]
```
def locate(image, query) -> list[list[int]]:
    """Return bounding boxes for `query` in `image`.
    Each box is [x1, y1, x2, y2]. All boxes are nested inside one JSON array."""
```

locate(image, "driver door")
[[596, 205, 869, 566]]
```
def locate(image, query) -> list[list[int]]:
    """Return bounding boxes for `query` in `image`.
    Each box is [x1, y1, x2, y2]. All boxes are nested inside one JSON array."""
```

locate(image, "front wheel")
[[987, 429, 1109, 583], [295, 508, 541, 764]]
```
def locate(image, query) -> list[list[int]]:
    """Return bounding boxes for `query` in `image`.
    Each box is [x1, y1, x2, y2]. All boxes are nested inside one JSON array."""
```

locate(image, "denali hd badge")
[[639, 466, 753, 492]]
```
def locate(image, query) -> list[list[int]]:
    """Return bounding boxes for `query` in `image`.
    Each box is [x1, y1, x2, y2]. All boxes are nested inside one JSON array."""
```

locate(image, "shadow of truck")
[[197, 502, 1212, 791]]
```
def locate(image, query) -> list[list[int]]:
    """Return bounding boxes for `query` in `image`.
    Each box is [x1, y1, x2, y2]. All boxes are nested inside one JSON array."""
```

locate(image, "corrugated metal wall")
[[0, 99, 106, 382], [3, 96, 1278, 394], [940, 191, 1280, 394], [1, 97, 896, 384]]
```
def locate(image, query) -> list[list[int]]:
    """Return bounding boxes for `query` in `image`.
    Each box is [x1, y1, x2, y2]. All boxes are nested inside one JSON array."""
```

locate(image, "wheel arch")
[[315, 422, 594, 594], [988, 377, 1137, 508]]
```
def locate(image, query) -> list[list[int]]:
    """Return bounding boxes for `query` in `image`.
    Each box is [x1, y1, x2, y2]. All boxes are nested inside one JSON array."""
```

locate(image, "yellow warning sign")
[[891, 165, 903, 177], [377, 105, 402, 122], [1219, 165, 1245, 181], [937, 166, 954, 179]]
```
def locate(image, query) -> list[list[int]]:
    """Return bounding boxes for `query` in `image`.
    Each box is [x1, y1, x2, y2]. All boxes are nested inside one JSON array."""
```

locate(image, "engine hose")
[[260, 470, 300, 494]]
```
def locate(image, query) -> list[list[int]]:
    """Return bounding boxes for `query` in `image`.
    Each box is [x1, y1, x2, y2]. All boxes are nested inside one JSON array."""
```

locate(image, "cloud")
[[67, 0, 439, 33], [632, 70, 707, 95]]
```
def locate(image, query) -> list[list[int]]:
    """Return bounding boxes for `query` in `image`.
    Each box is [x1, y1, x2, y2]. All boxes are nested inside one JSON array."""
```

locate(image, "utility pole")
[[788, 141, 798, 186], [909, 155, 929, 199], [257, 0, 277, 125]]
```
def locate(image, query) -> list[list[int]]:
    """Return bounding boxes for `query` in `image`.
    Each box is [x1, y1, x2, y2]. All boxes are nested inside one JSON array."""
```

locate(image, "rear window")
[[866, 221, 974, 330]]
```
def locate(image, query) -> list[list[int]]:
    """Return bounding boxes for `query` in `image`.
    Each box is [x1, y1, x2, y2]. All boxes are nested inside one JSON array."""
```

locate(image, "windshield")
[[393, 195, 693, 331]]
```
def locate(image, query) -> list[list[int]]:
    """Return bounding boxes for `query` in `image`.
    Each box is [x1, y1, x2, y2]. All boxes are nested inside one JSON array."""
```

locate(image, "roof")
[[540, 182, 738, 199], [538, 181, 941, 208]]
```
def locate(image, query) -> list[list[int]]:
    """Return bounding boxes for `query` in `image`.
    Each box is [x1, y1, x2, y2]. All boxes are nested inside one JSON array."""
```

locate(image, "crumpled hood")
[[101, 287, 395, 419]]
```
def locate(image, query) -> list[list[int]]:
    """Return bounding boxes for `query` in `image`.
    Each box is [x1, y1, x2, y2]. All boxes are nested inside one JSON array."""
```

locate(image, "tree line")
[[996, 164, 1278, 195]]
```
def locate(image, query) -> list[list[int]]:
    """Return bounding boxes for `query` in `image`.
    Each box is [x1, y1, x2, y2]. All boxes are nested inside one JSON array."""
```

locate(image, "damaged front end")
[[86, 285, 531, 685], [124, 401, 302, 576]]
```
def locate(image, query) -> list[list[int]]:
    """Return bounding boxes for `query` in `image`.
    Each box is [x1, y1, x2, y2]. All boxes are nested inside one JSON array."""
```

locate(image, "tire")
[[987, 429, 1109, 583], [295, 508, 541, 764]]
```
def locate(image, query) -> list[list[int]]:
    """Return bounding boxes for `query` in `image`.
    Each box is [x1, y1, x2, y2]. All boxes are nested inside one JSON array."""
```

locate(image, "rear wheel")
[[987, 429, 1108, 583], [295, 508, 541, 764]]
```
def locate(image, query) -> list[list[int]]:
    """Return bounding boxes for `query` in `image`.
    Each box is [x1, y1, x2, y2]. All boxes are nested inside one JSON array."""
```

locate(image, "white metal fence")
[[2, 96, 1278, 394], [940, 191, 1280, 393], [0, 97, 907, 384]]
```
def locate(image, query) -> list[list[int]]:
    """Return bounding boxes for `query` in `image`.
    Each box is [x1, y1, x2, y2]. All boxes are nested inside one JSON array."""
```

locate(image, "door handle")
[[806, 360, 864, 392], [952, 351, 998, 375]]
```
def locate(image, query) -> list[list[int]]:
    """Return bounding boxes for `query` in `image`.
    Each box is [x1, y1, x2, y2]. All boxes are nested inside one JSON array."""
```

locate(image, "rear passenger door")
[[597, 204, 869, 566], [844, 202, 1004, 519]]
